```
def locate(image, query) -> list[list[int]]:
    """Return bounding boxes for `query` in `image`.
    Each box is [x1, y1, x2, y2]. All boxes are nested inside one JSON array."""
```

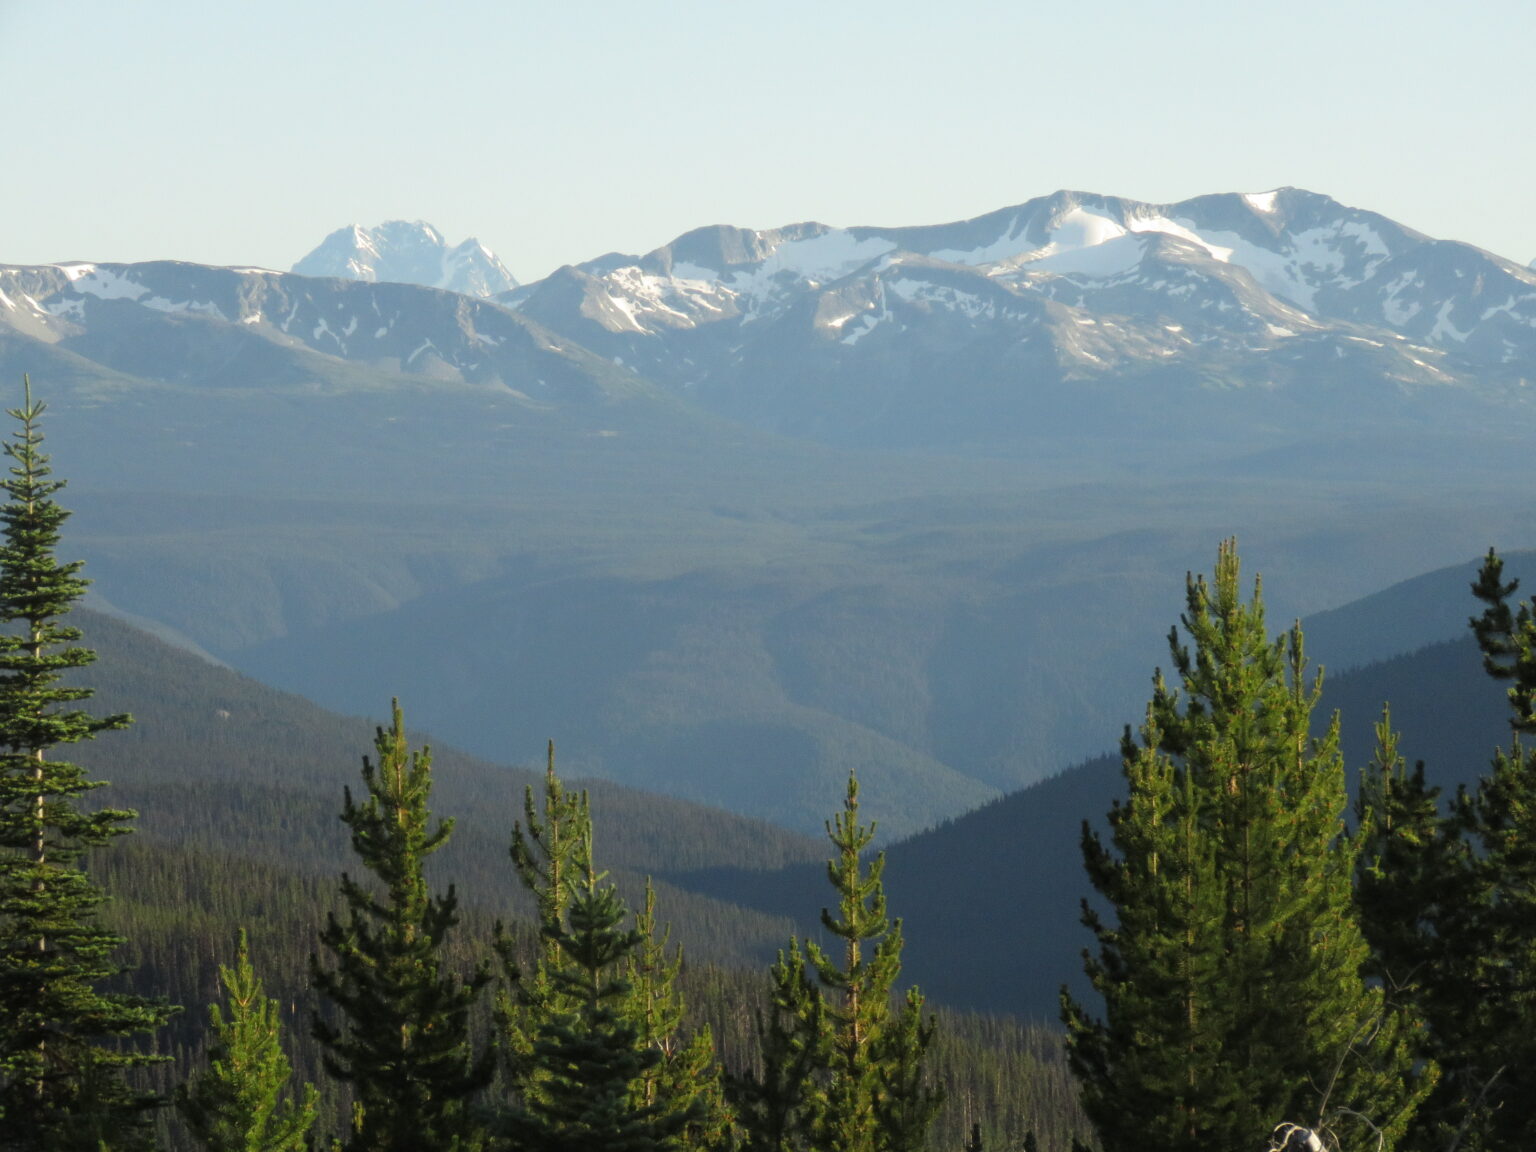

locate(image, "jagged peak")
[[292, 220, 516, 296]]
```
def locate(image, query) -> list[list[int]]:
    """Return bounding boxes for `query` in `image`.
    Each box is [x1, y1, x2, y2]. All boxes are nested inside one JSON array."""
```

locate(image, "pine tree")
[[741, 773, 941, 1152], [1063, 703, 1225, 1150], [1423, 547, 1536, 1151], [626, 880, 733, 1150], [310, 700, 493, 1152], [0, 377, 173, 1150], [177, 929, 317, 1152], [872, 986, 942, 1152], [736, 940, 827, 1152], [503, 859, 695, 1152], [494, 742, 589, 1108], [1064, 541, 1427, 1152], [497, 748, 724, 1149], [1354, 710, 1480, 1152]]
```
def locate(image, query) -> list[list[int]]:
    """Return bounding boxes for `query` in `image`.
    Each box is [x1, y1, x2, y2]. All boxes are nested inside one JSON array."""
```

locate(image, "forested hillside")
[[11, 499, 1532, 1152], [676, 573, 1522, 1021], [59, 606, 1086, 1149]]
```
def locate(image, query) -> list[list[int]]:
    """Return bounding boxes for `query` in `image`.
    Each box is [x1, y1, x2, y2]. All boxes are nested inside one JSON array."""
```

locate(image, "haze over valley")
[[3, 187, 1534, 836]]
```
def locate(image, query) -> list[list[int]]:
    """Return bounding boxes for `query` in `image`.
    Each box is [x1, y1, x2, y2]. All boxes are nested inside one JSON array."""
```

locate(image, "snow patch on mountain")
[[59, 266, 150, 302], [1032, 232, 1148, 278], [887, 275, 996, 320], [665, 228, 898, 321], [1244, 190, 1281, 214], [930, 214, 1037, 265], [760, 229, 897, 282], [1430, 300, 1472, 343]]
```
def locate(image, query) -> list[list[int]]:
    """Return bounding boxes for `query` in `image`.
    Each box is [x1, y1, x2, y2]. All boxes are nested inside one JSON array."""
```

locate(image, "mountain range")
[[2, 187, 1534, 835], [6, 187, 1534, 454], [501, 187, 1536, 448]]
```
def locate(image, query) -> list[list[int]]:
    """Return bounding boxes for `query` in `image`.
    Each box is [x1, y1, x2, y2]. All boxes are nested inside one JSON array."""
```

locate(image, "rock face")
[[292, 221, 518, 297]]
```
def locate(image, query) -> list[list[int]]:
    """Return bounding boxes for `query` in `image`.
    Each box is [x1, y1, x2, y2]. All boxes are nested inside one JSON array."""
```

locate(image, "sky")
[[3, 0, 1532, 283]]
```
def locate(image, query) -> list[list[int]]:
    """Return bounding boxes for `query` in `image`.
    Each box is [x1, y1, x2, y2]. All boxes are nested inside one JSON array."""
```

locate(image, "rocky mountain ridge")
[[3, 187, 1533, 453], [498, 187, 1536, 444]]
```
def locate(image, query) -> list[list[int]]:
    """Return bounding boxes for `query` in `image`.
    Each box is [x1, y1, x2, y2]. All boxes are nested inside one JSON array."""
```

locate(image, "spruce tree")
[[1064, 541, 1427, 1152], [0, 377, 173, 1150], [741, 773, 941, 1152], [311, 700, 493, 1152], [177, 929, 317, 1152]]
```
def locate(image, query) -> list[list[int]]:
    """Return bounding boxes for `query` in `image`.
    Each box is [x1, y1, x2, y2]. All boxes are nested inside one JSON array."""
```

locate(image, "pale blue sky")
[[4, 1, 1531, 281]]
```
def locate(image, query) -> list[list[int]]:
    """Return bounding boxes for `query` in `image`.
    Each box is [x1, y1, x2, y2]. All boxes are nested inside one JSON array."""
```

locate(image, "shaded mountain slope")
[[669, 603, 1518, 1020], [72, 607, 822, 972]]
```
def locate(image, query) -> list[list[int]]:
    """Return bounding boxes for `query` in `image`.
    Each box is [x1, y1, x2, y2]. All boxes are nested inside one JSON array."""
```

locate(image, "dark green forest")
[[74, 612, 1086, 1152], [6, 377, 1536, 1152]]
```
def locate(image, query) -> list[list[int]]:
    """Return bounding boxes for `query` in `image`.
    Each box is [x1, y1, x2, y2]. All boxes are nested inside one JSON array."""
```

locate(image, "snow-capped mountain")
[[505, 187, 1536, 371], [0, 259, 642, 409], [489, 189, 1536, 444], [293, 221, 518, 297], [4, 187, 1536, 452]]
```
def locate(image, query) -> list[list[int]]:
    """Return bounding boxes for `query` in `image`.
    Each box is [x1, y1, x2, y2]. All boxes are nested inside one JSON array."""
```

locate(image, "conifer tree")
[[626, 881, 733, 1149], [1417, 547, 1536, 1150], [503, 859, 696, 1152], [1064, 541, 1427, 1152], [495, 743, 589, 1106], [311, 700, 493, 1152], [0, 377, 173, 1150], [1354, 711, 1480, 1152], [872, 986, 942, 1152], [497, 746, 722, 1150], [742, 773, 941, 1152], [178, 929, 317, 1152], [736, 940, 827, 1152]]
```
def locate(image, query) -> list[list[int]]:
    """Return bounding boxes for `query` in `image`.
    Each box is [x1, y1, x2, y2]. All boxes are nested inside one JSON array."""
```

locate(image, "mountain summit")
[[293, 220, 518, 296]]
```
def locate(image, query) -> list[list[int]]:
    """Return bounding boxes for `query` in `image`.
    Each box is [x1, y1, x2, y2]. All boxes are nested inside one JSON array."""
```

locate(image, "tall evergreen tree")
[[0, 377, 173, 1150], [495, 742, 589, 1107], [497, 747, 721, 1150], [177, 929, 318, 1152], [737, 941, 828, 1152], [1418, 547, 1536, 1151], [626, 881, 733, 1150], [741, 772, 941, 1152], [311, 700, 493, 1152], [1354, 710, 1480, 1152], [1064, 541, 1427, 1152], [503, 859, 695, 1152]]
